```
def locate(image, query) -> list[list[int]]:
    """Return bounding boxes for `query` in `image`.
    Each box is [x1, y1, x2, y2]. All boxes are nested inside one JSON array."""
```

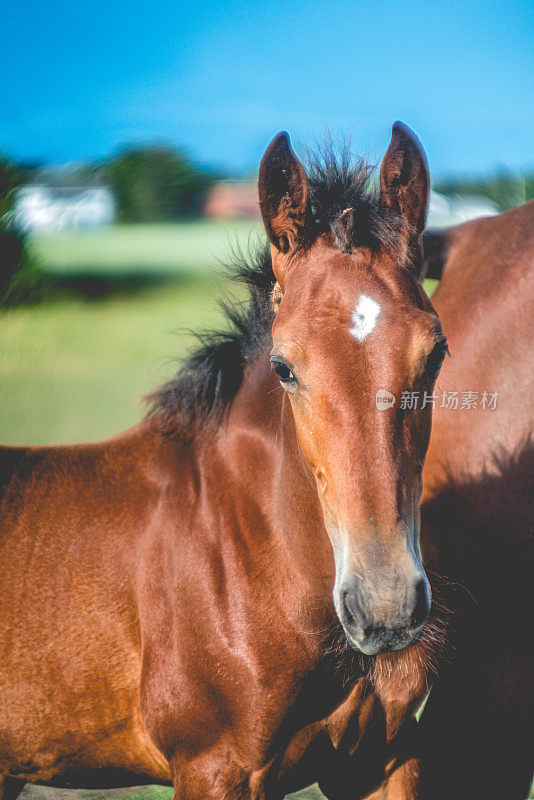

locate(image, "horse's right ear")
[[258, 132, 310, 256], [379, 122, 429, 235]]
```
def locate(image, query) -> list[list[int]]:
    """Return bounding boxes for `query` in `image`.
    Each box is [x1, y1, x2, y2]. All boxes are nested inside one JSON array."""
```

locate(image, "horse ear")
[[258, 132, 310, 256], [379, 122, 430, 239]]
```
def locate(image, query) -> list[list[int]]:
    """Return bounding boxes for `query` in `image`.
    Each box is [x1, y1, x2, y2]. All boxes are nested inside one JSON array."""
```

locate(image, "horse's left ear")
[[258, 132, 310, 260], [380, 122, 430, 273]]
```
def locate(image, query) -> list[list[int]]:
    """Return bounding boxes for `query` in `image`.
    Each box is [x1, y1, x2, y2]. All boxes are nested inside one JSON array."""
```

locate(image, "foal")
[[0, 123, 445, 800]]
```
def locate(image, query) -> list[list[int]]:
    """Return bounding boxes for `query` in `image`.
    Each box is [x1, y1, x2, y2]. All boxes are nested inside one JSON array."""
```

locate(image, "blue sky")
[[2, 0, 533, 177]]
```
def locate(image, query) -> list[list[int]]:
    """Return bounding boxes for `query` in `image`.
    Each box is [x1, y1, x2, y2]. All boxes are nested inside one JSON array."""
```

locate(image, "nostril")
[[363, 623, 377, 639], [410, 579, 430, 629], [341, 589, 364, 632], [342, 590, 354, 623]]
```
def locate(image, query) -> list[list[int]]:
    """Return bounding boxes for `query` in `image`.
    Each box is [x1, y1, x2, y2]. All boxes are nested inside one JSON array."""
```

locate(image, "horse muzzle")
[[337, 572, 431, 656]]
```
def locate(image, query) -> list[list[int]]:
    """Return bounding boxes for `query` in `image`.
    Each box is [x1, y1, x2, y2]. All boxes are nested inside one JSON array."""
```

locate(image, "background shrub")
[[434, 167, 534, 211], [0, 156, 48, 307], [107, 146, 216, 222]]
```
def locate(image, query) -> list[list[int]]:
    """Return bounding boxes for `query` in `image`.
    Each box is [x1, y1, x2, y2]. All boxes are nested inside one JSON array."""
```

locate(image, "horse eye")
[[426, 341, 449, 379], [270, 358, 297, 384]]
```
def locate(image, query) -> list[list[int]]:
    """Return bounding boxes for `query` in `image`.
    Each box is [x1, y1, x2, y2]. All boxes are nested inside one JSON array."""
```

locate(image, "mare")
[[416, 200, 534, 799]]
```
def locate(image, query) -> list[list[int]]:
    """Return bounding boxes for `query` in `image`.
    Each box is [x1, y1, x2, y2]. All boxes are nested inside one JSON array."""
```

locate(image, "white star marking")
[[350, 294, 381, 341]]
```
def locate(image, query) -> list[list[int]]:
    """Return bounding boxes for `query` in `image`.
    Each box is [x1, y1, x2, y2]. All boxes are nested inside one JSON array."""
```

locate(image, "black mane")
[[147, 144, 408, 438], [306, 141, 409, 254], [147, 244, 275, 438]]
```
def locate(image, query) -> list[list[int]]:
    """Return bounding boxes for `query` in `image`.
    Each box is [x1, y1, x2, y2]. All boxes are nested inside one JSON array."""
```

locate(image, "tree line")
[[434, 168, 533, 211], [105, 146, 218, 222]]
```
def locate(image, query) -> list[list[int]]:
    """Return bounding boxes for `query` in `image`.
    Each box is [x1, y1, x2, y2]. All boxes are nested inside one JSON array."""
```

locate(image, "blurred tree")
[[107, 146, 215, 222], [524, 174, 534, 205], [434, 167, 533, 211], [0, 156, 47, 306]]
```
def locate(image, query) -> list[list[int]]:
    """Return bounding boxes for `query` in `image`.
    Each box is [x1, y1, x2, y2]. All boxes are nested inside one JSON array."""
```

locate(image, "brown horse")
[[0, 123, 448, 800], [415, 200, 534, 799], [293, 200, 534, 800]]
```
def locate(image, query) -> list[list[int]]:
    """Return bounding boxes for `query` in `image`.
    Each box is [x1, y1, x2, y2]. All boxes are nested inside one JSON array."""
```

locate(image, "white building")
[[14, 185, 115, 231], [428, 191, 499, 228]]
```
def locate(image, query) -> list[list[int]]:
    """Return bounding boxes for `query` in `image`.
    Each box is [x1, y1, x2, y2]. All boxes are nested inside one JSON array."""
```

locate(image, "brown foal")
[[0, 124, 447, 800]]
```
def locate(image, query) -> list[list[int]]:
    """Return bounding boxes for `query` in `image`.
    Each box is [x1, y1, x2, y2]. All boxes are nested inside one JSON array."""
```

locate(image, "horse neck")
[[197, 347, 337, 628], [187, 351, 437, 702]]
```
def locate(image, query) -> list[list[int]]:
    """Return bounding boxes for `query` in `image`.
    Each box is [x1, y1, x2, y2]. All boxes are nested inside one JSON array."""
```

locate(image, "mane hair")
[[147, 143, 410, 438], [306, 140, 411, 256], [147, 243, 275, 438]]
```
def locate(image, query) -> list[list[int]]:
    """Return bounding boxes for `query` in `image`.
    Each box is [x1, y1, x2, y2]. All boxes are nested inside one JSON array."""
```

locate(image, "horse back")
[[425, 200, 534, 493]]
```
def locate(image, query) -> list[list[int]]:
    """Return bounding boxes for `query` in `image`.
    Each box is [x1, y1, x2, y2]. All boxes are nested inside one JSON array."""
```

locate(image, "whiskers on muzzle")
[[323, 574, 450, 695]]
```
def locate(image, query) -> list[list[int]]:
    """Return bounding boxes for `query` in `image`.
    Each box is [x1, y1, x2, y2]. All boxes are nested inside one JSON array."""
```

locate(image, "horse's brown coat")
[[0, 125, 444, 800], [416, 201, 534, 800]]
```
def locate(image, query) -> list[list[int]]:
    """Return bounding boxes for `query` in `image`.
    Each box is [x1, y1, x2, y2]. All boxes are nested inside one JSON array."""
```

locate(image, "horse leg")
[[315, 718, 422, 800], [361, 757, 420, 800], [0, 778, 26, 800], [169, 752, 277, 800]]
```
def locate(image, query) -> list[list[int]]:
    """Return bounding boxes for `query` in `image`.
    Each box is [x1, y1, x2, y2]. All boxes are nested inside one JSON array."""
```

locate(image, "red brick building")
[[204, 180, 260, 220]]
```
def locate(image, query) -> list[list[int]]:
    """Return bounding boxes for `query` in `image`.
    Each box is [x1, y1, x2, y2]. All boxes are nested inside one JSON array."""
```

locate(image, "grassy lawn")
[[2, 221, 260, 445], [20, 784, 323, 800], [29, 220, 261, 277], [0, 276, 238, 445]]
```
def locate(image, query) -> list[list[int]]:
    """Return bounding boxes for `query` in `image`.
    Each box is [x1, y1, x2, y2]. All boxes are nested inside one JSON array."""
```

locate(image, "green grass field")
[[20, 784, 322, 800], [0, 278, 234, 444], [29, 220, 261, 277], [2, 222, 258, 445]]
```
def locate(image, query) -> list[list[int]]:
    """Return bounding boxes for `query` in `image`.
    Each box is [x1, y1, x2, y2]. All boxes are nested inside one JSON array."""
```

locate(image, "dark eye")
[[426, 340, 449, 379], [270, 358, 297, 384]]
